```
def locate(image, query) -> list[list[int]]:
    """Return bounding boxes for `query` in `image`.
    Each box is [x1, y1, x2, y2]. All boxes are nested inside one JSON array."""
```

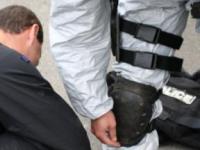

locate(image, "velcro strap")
[[120, 18, 183, 49], [191, 2, 200, 18], [119, 49, 183, 72]]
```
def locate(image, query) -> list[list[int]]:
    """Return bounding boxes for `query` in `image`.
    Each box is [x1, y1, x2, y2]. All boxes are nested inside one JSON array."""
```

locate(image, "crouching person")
[[0, 5, 91, 150]]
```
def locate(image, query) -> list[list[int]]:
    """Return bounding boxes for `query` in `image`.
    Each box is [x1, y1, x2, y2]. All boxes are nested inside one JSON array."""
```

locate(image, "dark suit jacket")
[[0, 44, 91, 150]]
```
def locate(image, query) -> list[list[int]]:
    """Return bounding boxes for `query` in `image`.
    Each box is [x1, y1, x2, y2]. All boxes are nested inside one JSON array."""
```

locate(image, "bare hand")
[[91, 111, 120, 147]]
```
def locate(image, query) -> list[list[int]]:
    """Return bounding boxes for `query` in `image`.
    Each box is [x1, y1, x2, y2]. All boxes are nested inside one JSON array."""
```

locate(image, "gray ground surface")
[[0, 1, 199, 150]]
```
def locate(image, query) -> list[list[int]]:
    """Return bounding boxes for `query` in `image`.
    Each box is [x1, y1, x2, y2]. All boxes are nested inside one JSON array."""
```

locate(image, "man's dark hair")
[[0, 5, 43, 43]]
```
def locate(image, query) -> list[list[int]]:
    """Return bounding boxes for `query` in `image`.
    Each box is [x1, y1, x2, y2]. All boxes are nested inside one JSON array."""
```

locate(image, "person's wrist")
[[92, 110, 113, 121]]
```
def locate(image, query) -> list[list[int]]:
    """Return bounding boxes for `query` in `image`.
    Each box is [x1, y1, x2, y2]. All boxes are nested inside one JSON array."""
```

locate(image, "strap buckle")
[[135, 24, 161, 44], [134, 52, 157, 69], [191, 2, 200, 18]]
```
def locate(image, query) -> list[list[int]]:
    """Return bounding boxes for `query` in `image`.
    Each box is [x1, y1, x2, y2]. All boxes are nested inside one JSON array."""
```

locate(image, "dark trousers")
[[0, 131, 49, 150]]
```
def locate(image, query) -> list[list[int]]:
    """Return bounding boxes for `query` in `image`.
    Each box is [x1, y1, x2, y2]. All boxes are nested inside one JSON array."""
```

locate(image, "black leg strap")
[[119, 49, 183, 72], [120, 18, 183, 49]]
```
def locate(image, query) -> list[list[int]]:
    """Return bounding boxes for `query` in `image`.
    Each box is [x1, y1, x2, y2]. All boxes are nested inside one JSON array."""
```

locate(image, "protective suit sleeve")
[[50, 0, 113, 119]]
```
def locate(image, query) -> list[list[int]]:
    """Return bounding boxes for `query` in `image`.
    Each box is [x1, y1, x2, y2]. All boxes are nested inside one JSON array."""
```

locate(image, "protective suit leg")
[[103, 0, 190, 149]]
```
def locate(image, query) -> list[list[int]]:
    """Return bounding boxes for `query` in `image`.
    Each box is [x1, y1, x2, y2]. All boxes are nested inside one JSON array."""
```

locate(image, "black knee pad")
[[107, 72, 160, 147]]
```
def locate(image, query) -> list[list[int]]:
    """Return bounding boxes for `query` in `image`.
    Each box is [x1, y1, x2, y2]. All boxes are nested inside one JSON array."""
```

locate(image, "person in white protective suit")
[[50, 0, 200, 150]]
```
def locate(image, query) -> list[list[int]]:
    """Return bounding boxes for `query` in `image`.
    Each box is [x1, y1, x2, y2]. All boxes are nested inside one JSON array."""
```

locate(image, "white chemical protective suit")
[[50, 0, 200, 150]]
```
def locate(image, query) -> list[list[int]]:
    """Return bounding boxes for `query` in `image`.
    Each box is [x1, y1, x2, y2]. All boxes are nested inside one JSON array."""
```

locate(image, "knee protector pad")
[[107, 72, 160, 147]]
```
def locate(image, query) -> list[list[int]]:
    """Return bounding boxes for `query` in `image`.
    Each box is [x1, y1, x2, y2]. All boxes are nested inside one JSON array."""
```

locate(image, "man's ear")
[[27, 24, 39, 45]]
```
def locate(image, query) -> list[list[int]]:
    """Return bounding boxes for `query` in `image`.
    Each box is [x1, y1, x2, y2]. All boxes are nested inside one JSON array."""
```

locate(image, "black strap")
[[119, 49, 183, 72], [110, 0, 120, 58], [120, 18, 183, 49], [191, 2, 200, 18]]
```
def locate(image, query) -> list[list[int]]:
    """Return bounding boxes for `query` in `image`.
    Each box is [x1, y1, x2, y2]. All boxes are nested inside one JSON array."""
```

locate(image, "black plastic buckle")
[[191, 2, 200, 18], [134, 52, 157, 69], [135, 24, 161, 44]]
